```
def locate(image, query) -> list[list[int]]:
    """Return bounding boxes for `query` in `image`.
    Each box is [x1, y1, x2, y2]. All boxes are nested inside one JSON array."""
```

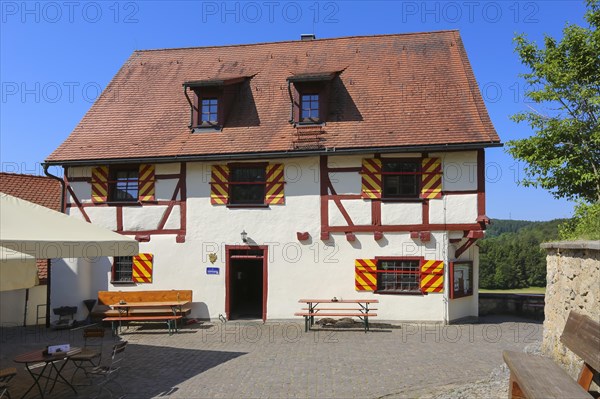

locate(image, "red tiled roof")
[[0, 173, 62, 211], [36, 259, 49, 285], [46, 31, 500, 163], [0, 173, 62, 285]]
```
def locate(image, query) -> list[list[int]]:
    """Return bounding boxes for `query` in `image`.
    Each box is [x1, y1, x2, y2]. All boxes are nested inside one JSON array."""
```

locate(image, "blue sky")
[[0, 0, 589, 220]]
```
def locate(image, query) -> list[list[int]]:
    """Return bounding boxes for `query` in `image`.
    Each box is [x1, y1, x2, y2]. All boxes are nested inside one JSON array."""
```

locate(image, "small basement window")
[[229, 165, 266, 205], [382, 160, 420, 198], [377, 258, 421, 293], [112, 256, 133, 283], [110, 167, 138, 202]]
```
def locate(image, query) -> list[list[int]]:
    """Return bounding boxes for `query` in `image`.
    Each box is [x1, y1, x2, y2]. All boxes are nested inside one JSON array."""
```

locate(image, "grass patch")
[[479, 287, 546, 294]]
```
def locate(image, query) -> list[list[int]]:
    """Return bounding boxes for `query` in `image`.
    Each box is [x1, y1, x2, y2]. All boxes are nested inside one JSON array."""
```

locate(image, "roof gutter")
[[44, 141, 503, 167]]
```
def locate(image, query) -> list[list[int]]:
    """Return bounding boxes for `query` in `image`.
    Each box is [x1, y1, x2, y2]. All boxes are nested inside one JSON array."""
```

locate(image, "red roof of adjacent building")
[[0, 173, 62, 211], [46, 31, 500, 164], [0, 172, 62, 284]]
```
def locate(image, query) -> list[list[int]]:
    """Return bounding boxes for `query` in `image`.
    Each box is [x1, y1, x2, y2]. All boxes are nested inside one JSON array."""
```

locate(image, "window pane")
[[201, 98, 218, 123], [301, 94, 319, 121], [114, 256, 133, 282], [383, 161, 419, 173], [230, 166, 266, 205], [112, 169, 138, 201], [231, 167, 265, 182], [230, 184, 265, 204], [377, 260, 420, 293], [382, 161, 419, 198]]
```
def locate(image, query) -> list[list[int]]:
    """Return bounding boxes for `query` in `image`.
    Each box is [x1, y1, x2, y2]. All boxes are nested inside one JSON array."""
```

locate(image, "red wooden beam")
[[327, 194, 362, 200], [422, 199, 429, 225], [297, 232, 310, 241], [371, 199, 381, 226], [328, 223, 482, 233], [65, 173, 182, 182], [179, 162, 187, 241], [455, 237, 478, 257], [116, 206, 123, 231], [419, 231, 431, 242], [320, 155, 329, 240], [477, 149, 487, 222], [156, 179, 182, 230], [327, 180, 355, 226], [467, 230, 485, 239], [64, 173, 91, 223], [66, 200, 181, 207], [327, 167, 362, 173], [135, 235, 151, 242], [120, 229, 184, 235]]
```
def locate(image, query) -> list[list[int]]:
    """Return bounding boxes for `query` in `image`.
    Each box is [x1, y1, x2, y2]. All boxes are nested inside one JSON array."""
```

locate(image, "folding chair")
[[0, 367, 17, 399], [70, 327, 106, 384], [87, 341, 127, 398]]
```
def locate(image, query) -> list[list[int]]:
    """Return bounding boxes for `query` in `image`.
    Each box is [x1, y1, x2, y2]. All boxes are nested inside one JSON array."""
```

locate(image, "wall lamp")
[[241, 230, 248, 243]]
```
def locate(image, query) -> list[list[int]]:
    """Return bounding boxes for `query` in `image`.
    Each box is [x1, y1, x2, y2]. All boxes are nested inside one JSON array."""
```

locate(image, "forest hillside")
[[479, 219, 564, 289]]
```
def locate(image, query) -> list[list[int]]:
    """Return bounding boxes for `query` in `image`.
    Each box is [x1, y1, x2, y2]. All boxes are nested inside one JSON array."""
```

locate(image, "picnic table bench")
[[91, 290, 192, 319], [503, 311, 599, 399], [94, 290, 192, 335], [295, 299, 378, 333], [103, 315, 182, 336]]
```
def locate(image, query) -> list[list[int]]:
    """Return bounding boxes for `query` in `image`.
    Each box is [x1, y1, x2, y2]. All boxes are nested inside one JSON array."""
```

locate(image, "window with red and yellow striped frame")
[[375, 257, 422, 294]]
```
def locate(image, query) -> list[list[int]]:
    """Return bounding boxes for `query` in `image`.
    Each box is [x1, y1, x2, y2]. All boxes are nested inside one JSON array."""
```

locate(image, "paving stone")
[[0, 316, 542, 398]]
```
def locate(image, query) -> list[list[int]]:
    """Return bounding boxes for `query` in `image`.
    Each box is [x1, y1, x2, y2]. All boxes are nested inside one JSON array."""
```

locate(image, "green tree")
[[558, 201, 600, 239], [508, 0, 600, 203]]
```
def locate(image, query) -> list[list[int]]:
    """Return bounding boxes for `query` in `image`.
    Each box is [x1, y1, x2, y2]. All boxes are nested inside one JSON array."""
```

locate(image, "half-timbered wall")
[[53, 152, 483, 322], [65, 162, 186, 238]]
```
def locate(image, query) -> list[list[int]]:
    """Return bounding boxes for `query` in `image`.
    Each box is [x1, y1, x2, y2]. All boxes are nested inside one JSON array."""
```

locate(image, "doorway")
[[226, 246, 268, 321]]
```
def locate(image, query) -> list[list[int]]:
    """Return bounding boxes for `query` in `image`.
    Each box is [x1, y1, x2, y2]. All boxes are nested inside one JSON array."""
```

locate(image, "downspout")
[[183, 85, 195, 129], [43, 164, 65, 212], [287, 80, 295, 125], [43, 163, 66, 328], [23, 288, 29, 327]]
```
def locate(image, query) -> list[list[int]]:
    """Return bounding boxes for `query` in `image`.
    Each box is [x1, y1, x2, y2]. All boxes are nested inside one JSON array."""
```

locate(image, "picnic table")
[[296, 298, 379, 332], [110, 300, 189, 317], [104, 300, 190, 335]]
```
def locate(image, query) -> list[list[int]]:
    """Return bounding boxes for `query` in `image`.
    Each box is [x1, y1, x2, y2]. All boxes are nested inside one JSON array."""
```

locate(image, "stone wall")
[[541, 241, 600, 379]]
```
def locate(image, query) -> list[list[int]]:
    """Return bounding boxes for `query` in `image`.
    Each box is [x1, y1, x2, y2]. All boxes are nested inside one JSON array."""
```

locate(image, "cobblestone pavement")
[[0, 316, 542, 398]]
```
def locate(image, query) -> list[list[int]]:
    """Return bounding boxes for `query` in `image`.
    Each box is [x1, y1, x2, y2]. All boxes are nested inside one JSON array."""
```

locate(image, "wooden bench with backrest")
[[91, 290, 192, 320], [503, 311, 600, 399]]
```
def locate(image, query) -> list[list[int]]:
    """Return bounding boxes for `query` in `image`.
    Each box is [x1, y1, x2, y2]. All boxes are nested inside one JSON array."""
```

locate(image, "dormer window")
[[201, 98, 218, 124], [287, 71, 339, 125], [183, 76, 249, 132], [301, 94, 320, 122]]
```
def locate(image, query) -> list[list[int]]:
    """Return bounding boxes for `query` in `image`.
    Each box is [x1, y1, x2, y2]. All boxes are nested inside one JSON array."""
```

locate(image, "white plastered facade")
[[53, 152, 482, 323]]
